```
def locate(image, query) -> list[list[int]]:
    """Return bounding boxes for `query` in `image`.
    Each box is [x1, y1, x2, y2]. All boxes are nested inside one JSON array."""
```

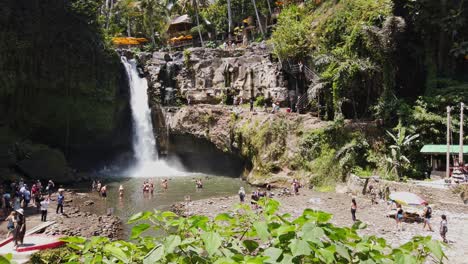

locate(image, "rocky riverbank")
[[171, 181, 468, 263], [0, 191, 122, 240]]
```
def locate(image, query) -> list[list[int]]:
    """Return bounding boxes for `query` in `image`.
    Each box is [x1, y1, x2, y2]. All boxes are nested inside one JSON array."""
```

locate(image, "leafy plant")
[[385, 124, 419, 180], [56, 198, 446, 263], [254, 95, 266, 107]]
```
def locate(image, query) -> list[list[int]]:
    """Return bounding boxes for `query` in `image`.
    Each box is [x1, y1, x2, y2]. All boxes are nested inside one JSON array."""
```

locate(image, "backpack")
[[426, 206, 432, 217]]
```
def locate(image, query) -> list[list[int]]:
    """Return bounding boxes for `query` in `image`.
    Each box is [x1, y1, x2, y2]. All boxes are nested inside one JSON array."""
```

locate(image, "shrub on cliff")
[[56, 199, 445, 263]]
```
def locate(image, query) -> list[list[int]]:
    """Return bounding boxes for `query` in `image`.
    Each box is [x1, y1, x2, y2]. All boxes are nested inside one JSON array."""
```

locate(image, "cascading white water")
[[121, 57, 180, 177]]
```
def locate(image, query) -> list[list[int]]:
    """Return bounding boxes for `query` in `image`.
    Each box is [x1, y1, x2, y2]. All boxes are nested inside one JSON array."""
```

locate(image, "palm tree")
[[385, 125, 419, 180]]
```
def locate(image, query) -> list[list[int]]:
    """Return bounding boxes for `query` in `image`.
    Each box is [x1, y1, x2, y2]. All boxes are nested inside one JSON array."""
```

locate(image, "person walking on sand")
[[46, 180, 55, 198], [351, 198, 357, 222], [119, 185, 124, 198], [396, 203, 404, 231], [13, 208, 25, 248], [238, 187, 246, 203], [422, 202, 433, 231], [23, 187, 31, 208], [5, 211, 16, 238], [40, 197, 49, 222], [440, 214, 448, 243], [56, 191, 64, 214]]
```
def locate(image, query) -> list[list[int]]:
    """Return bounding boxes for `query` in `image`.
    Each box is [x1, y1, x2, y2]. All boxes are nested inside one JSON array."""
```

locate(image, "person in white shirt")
[[40, 197, 49, 222]]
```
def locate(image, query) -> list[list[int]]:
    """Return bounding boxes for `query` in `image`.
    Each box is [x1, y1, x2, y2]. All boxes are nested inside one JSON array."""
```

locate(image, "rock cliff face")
[[143, 44, 288, 105], [165, 105, 328, 185], [0, 0, 131, 181]]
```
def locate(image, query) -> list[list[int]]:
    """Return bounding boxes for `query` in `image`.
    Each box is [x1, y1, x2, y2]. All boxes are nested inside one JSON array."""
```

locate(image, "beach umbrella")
[[389, 191, 426, 206]]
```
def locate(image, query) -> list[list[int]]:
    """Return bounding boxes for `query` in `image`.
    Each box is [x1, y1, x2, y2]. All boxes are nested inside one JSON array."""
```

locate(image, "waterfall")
[[121, 57, 180, 177]]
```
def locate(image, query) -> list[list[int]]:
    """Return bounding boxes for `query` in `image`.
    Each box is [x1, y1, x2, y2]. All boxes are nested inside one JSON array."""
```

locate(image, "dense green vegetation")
[[26, 199, 445, 263], [0, 0, 131, 180]]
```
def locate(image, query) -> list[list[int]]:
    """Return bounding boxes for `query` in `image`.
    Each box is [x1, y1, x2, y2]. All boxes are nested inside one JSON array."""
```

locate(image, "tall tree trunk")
[[194, 0, 204, 46], [127, 18, 131, 37], [227, 0, 233, 39], [150, 24, 156, 47], [265, 0, 272, 16], [437, 0, 448, 75], [106, 0, 114, 30], [252, 0, 264, 36]]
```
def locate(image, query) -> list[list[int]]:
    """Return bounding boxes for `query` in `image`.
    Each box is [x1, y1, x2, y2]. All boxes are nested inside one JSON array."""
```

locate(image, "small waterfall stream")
[[121, 57, 180, 177]]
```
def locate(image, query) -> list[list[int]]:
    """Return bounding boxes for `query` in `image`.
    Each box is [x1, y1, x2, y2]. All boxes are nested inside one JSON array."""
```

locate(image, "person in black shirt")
[[422, 202, 433, 231]]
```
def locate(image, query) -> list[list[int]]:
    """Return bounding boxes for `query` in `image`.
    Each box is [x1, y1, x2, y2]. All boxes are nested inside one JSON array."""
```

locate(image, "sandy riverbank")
[[174, 188, 468, 263]]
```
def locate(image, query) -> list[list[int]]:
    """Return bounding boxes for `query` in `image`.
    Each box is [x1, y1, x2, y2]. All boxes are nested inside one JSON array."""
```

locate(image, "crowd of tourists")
[[1, 178, 66, 248]]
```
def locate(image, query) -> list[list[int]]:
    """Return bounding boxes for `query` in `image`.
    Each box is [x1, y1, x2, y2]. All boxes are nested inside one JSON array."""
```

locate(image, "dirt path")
[[181, 189, 468, 263]]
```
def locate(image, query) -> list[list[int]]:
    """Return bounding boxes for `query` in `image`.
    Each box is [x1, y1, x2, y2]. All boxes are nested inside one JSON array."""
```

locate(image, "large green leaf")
[[103, 244, 129, 263], [301, 223, 325, 242], [131, 223, 151, 239], [128, 211, 153, 223], [61, 236, 87, 244], [264, 247, 283, 263], [164, 235, 181, 254], [0, 254, 12, 264], [289, 238, 312, 257], [425, 240, 444, 261], [243, 240, 259, 253], [143, 246, 165, 264], [335, 244, 351, 261], [394, 252, 417, 264], [253, 221, 270, 242], [201, 231, 222, 256]]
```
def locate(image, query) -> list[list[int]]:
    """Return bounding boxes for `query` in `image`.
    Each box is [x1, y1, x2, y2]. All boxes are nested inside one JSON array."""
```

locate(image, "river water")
[[76, 174, 250, 238]]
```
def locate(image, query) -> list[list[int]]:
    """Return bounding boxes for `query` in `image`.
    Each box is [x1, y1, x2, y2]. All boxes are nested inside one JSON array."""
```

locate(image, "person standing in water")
[[149, 180, 154, 194], [100, 185, 107, 198], [351, 198, 357, 222], [196, 179, 203, 189], [161, 179, 168, 190], [238, 187, 246, 203]]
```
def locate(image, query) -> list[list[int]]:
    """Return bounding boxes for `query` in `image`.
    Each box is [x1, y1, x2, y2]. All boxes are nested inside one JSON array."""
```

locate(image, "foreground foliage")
[[53, 199, 445, 263]]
